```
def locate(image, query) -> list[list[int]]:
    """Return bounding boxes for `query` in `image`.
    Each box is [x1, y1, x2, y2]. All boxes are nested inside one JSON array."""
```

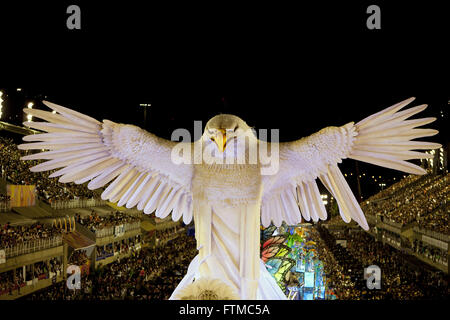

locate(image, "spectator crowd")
[[1, 222, 63, 249], [155, 226, 184, 246], [413, 239, 448, 267], [0, 136, 96, 202], [316, 226, 448, 300], [25, 233, 197, 300], [361, 172, 449, 234], [1, 257, 63, 297], [69, 250, 88, 266], [75, 210, 140, 233]]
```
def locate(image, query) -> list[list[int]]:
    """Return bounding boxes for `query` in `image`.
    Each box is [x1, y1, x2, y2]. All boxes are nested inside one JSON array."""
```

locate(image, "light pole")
[[139, 103, 151, 127], [26, 102, 34, 122], [0, 91, 3, 119]]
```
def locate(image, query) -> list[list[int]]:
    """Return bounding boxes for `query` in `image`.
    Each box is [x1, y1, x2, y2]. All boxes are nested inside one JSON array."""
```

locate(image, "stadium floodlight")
[[17, 88, 22, 91], [26, 102, 34, 121], [0, 91, 3, 119], [321, 194, 328, 205]]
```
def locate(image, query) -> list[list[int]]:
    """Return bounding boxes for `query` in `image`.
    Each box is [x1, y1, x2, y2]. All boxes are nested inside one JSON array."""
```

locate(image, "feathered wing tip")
[[320, 165, 369, 230], [172, 277, 240, 300], [18, 101, 194, 224], [261, 97, 441, 231], [351, 97, 441, 175]]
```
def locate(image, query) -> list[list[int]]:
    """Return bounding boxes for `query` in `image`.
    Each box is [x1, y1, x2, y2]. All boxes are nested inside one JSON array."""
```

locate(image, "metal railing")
[[91, 221, 141, 238], [414, 227, 450, 243], [413, 249, 449, 267], [94, 227, 114, 238], [1, 235, 63, 259], [124, 221, 141, 232], [50, 198, 107, 210]]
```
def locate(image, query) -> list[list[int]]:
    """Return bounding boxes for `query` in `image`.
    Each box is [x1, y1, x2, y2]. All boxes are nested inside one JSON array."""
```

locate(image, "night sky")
[[1, 1, 448, 199]]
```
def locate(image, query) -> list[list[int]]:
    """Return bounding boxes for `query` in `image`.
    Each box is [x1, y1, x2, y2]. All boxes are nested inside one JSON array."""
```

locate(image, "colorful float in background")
[[260, 223, 338, 300]]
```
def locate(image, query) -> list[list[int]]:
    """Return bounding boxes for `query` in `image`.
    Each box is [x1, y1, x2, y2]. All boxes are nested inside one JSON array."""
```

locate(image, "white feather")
[[137, 177, 161, 211], [126, 173, 153, 209], [144, 182, 168, 214], [88, 162, 129, 190]]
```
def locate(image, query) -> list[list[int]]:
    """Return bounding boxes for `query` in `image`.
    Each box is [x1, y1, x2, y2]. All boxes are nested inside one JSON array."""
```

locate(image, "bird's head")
[[203, 114, 253, 153]]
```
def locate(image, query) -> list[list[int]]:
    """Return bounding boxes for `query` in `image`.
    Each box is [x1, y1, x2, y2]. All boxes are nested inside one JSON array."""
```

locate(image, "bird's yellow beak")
[[213, 129, 227, 152]]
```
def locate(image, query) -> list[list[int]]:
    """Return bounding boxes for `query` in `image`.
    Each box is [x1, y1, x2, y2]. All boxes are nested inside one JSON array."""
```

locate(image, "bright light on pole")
[[0, 91, 3, 119], [140, 103, 151, 127], [321, 194, 328, 206], [27, 102, 34, 121]]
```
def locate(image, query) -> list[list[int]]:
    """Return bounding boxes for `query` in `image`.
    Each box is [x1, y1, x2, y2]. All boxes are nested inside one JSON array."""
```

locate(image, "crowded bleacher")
[[1, 256, 63, 297], [25, 234, 197, 300], [69, 250, 88, 266], [316, 226, 448, 300], [0, 222, 63, 248], [75, 210, 141, 233], [361, 171, 449, 234], [412, 239, 448, 266], [1, 136, 96, 202]]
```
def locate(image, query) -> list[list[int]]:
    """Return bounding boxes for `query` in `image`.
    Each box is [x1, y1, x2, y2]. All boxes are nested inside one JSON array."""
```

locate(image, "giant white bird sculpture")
[[19, 97, 440, 300]]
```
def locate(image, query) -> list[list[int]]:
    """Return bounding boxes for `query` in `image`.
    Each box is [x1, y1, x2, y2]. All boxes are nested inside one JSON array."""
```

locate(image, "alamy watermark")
[[66, 265, 81, 290], [364, 265, 381, 289], [170, 121, 280, 175], [366, 5, 381, 30]]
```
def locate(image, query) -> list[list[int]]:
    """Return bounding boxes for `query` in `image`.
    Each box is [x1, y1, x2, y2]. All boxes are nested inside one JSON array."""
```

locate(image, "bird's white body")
[[19, 98, 441, 300], [169, 150, 286, 299], [169, 202, 287, 299]]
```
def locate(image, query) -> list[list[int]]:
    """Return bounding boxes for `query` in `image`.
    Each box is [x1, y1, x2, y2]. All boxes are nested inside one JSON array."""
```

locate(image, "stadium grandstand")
[[0, 89, 448, 301], [1, 123, 189, 299]]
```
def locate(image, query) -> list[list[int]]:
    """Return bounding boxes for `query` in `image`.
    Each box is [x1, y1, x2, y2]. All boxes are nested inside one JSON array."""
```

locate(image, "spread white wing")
[[261, 97, 441, 230], [19, 101, 194, 224]]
